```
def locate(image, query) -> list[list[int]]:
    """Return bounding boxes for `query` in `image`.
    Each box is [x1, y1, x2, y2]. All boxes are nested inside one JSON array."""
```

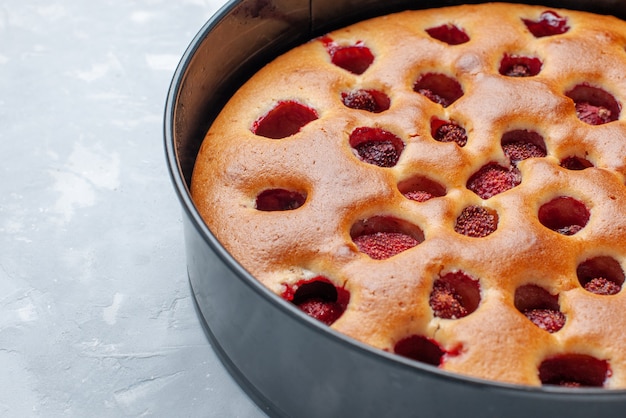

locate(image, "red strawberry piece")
[[297, 298, 342, 325], [414, 73, 463, 108], [349, 127, 404, 167], [425, 24, 469, 45], [576, 102, 613, 125], [255, 189, 306, 211], [583, 277, 621, 295], [399, 175, 446, 202], [522, 10, 570, 37], [467, 163, 521, 199], [539, 354, 610, 387], [429, 272, 481, 319], [341, 89, 390, 113], [321, 36, 374, 75], [555, 224, 583, 236], [430, 280, 468, 319], [577, 257, 624, 295], [502, 142, 546, 166], [523, 308, 566, 333], [501, 130, 546, 166], [432, 121, 467, 147], [566, 84, 620, 125], [418, 89, 446, 106], [454, 205, 498, 238], [514, 284, 565, 333], [354, 141, 397, 167], [560, 156, 593, 170], [508, 64, 530, 77], [403, 190, 434, 202], [252, 101, 318, 139], [499, 54, 542, 77], [282, 277, 350, 326], [353, 232, 419, 260], [394, 335, 446, 366], [538, 196, 589, 236]]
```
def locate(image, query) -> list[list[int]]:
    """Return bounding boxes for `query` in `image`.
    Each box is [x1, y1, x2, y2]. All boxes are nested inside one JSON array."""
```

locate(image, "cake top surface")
[[191, 2, 626, 388]]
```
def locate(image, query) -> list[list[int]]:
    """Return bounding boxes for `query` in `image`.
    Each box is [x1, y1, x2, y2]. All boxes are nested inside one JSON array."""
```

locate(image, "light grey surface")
[[0, 1, 266, 416]]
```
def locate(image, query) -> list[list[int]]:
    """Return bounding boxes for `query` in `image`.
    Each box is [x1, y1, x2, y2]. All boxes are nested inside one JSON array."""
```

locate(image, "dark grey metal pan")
[[164, 1, 626, 416]]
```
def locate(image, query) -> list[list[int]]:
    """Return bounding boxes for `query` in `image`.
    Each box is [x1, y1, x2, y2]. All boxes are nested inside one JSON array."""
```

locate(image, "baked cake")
[[191, 2, 626, 388]]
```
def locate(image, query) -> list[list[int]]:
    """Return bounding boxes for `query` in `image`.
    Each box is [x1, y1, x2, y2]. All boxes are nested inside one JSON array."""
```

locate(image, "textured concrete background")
[[0, 1, 265, 416]]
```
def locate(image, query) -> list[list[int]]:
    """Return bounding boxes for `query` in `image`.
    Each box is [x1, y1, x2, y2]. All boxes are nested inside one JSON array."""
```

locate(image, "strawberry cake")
[[191, 2, 626, 388]]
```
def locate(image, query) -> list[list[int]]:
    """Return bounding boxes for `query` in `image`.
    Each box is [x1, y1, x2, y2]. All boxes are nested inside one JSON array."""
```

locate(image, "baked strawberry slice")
[[560, 156, 593, 170], [394, 335, 447, 366], [321, 36, 374, 74], [539, 354, 610, 387], [431, 118, 467, 147], [514, 284, 565, 333], [566, 84, 620, 125], [523, 308, 566, 333], [351, 216, 424, 259], [282, 277, 350, 325], [425, 24, 469, 45], [584, 278, 621, 295], [353, 232, 420, 260], [255, 189, 306, 211], [538, 196, 589, 236], [414, 73, 463, 107], [467, 163, 521, 199], [252, 101, 318, 139], [577, 256, 624, 295], [398, 175, 446, 202], [522, 10, 569, 37], [430, 271, 481, 319], [501, 129, 546, 166], [349, 127, 404, 167], [341, 89, 390, 113], [499, 54, 542, 77], [454, 205, 498, 237]]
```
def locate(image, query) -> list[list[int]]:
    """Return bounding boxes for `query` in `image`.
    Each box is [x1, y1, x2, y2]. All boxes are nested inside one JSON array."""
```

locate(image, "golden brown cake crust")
[[191, 3, 626, 387]]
